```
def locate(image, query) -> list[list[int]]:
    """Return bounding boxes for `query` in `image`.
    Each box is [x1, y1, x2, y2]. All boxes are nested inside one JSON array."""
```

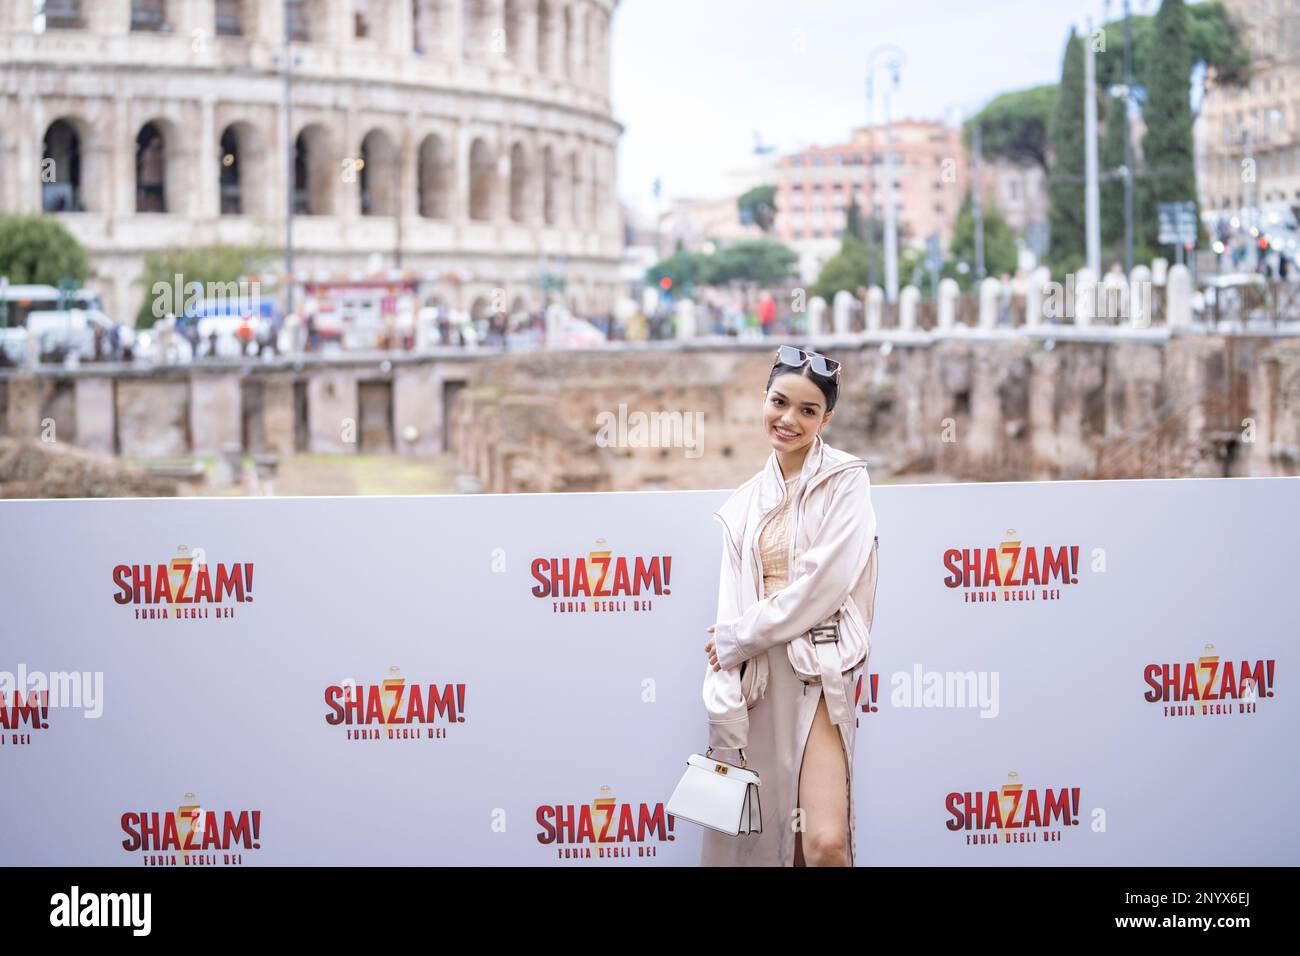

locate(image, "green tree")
[[737, 185, 776, 232], [135, 243, 273, 328], [965, 85, 1056, 173], [970, 3, 1249, 178], [0, 214, 90, 287], [943, 191, 1018, 290], [645, 249, 703, 297], [1140, 0, 1197, 255], [813, 234, 871, 301], [697, 239, 797, 286], [1094, 1, 1250, 106], [1048, 29, 1088, 268]]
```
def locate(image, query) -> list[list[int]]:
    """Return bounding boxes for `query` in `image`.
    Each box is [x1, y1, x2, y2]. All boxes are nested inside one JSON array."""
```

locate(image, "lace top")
[[759, 475, 801, 595]]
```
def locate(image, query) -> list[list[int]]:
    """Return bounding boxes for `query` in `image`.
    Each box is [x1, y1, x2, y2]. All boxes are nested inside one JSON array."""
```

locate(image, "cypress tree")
[[1140, 0, 1196, 253], [1048, 30, 1086, 269]]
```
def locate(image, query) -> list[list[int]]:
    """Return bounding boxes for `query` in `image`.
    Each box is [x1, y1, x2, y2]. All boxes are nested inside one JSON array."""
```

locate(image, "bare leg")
[[793, 691, 850, 867]]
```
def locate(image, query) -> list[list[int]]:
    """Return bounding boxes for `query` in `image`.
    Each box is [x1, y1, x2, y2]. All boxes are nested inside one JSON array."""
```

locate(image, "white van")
[[25, 309, 115, 361]]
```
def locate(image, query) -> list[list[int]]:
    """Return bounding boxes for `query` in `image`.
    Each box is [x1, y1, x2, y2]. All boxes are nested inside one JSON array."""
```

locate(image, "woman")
[[700, 345, 878, 867]]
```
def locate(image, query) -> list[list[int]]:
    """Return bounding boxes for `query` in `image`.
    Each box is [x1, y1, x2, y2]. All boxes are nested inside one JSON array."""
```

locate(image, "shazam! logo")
[[536, 786, 675, 861], [945, 772, 1082, 847], [942, 530, 1081, 605], [120, 792, 263, 866], [1144, 644, 1275, 718], [530, 538, 672, 614], [111, 546, 254, 621], [323, 666, 466, 740]]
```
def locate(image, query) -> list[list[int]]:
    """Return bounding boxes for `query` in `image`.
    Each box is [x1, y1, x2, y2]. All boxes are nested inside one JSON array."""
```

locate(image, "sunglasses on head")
[[773, 345, 841, 382]]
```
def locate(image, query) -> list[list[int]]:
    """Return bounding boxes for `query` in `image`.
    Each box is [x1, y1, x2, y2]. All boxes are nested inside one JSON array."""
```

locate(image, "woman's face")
[[763, 372, 832, 454]]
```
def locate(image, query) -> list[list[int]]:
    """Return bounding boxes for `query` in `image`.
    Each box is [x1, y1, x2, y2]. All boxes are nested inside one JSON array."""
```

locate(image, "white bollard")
[[978, 277, 1001, 329], [898, 285, 919, 331], [808, 296, 828, 337], [865, 286, 883, 331], [1025, 270, 1048, 328], [938, 278, 959, 330], [1166, 264, 1192, 329], [675, 298, 696, 339], [833, 289, 854, 334], [1129, 265, 1153, 329]]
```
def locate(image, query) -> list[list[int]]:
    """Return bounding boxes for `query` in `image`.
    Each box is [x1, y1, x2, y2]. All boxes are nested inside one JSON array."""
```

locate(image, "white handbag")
[[666, 747, 762, 835]]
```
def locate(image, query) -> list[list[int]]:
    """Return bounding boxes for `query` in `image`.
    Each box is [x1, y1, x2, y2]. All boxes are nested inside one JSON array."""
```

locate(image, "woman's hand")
[[704, 625, 720, 671]]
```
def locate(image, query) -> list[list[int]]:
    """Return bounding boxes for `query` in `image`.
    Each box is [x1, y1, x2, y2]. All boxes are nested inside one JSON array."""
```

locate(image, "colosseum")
[[0, 0, 622, 322]]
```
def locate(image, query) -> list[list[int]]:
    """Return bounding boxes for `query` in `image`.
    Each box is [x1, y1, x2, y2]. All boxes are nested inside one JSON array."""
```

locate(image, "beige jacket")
[[703, 433, 878, 750]]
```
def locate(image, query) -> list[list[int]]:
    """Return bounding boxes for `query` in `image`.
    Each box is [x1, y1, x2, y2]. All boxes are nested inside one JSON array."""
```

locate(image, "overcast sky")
[[611, 0, 1166, 216]]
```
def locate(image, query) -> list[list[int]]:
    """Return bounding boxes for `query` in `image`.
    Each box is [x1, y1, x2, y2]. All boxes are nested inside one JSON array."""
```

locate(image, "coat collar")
[[757, 432, 826, 512]]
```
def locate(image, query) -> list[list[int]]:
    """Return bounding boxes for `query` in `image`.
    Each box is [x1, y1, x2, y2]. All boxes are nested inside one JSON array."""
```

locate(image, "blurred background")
[[0, 0, 1297, 499]]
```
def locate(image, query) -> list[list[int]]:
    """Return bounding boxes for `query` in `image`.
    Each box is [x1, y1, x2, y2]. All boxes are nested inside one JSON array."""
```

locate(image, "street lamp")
[[866, 44, 906, 304], [272, 27, 303, 318]]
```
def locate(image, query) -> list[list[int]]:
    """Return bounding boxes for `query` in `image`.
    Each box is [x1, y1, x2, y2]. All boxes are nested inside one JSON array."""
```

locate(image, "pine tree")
[[1140, 0, 1196, 253], [1048, 30, 1086, 270]]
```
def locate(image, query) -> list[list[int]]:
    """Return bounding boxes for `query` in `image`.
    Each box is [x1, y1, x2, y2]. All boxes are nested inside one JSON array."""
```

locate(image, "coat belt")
[[810, 624, 854, 727]]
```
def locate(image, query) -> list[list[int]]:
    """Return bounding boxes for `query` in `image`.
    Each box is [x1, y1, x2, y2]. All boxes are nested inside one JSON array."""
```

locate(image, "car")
[[555, 316, 607, 348], [25, 309, 116, 361]]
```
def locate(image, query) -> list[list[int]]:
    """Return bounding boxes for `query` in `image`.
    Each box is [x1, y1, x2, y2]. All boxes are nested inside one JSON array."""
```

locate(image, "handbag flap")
[[687, 752, 760, 787]]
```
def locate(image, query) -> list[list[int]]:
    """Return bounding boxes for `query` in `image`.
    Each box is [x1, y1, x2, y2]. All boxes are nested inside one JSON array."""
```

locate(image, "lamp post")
[[273, 22, 302, 318], [867, 45, 906, 304]]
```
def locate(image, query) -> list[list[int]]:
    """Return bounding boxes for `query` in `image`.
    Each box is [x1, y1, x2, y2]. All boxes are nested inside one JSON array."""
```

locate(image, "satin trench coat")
[[699, 434, 877, 867]]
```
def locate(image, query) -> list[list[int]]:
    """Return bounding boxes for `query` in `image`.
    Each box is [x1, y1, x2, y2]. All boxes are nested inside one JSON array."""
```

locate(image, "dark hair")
[[765, 348, 839, 413]]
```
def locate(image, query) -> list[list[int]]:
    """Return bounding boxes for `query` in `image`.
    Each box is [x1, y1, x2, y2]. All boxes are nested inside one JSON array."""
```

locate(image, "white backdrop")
[[0, 476, 1295, 866]]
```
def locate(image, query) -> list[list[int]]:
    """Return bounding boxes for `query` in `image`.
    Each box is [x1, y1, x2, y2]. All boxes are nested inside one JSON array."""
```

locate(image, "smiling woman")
[[699, 344, 878, 868]]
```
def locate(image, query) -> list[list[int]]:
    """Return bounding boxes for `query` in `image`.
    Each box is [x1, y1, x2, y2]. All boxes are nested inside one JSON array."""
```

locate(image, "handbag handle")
[[705, 745, 747, 769]]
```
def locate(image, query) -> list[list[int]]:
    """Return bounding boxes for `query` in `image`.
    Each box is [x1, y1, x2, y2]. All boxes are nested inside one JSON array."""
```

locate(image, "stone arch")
[[42, 1, 86, 30], [503, 0, 524, 65], [542, 144, 556, 225], [130, 1, 169, 32], [589, 148, 599, 231], [537, 0, 554, 74], [135, 119, 179, 213], [412, 0, 447, 54], [509, 294, 529, 316], [468, 137, 495, 221], [569, 148, 583, 227], [469, 295, 490, 322], [563, 4, 573, 79], [508, 141, 528, 223], [285, 0, 329, 42], [417, 132, 452, 219], [217, 121, 267, 216], [359, 128, 399, 217], [42, 117, 89, 212], [463, 0, 491, 59], [293, 123, 335, 215], [214, 0, 250, 36]]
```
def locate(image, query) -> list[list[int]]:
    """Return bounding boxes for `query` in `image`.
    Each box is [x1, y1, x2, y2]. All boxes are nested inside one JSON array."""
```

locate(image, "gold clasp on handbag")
[[705, 746, 747, 770]]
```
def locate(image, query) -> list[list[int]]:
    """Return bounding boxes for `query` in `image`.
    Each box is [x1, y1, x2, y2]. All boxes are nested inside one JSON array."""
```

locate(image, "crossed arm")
[[711, 469, 875, 672]]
